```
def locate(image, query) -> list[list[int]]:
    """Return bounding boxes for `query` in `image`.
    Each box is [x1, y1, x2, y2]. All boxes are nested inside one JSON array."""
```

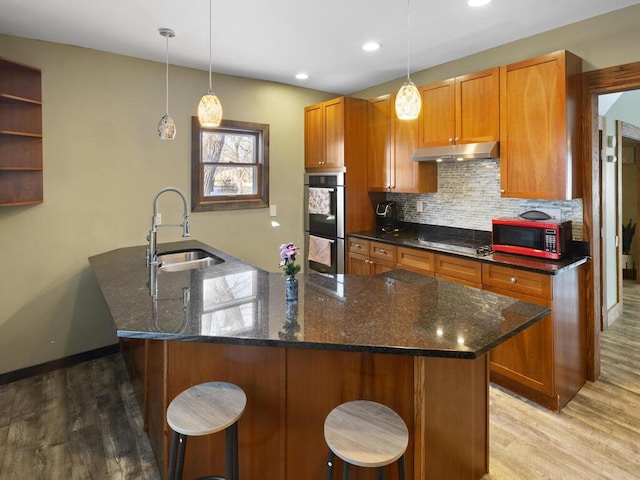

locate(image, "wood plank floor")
[[484, 281, 640, 480], [0, 283, 638, 479]]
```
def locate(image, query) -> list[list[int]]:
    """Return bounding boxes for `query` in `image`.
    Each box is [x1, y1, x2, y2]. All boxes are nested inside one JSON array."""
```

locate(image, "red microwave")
[[491, 218, 572, 260]]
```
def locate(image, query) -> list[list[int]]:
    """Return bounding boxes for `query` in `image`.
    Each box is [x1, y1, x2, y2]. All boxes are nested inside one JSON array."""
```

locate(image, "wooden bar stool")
[[324, 400, 408, 480], [166, 382, 247, 480]]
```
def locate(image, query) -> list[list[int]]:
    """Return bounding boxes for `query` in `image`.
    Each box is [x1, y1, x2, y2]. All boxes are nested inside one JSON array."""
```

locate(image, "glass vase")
[[285, 275, 298, 301]]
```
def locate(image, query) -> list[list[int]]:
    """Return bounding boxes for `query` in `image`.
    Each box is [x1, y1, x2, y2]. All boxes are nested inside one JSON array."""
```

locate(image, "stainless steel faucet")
[[146, 187, 190, 296]]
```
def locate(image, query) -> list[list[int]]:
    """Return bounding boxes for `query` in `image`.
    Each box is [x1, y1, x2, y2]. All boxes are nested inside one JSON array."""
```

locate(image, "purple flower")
[[278, 243, 301, 276]]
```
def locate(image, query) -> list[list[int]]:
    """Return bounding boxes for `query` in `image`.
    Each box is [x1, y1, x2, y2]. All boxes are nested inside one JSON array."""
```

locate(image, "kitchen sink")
[[156, 248, 224, 272]]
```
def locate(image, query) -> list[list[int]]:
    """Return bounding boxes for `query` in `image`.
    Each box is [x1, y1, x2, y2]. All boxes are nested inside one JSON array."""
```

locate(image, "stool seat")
[[167, 382, 247, 436], [324, 400, 408, 468]]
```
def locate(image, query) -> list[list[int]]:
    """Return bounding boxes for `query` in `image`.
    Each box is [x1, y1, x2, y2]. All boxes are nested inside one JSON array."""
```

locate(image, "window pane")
[[203, 165, 257, 196], [202, 131, 257, 164]]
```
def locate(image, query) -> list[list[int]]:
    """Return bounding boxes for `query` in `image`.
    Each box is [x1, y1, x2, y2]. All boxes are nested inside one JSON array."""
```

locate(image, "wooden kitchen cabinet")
[[499, 50, 582, 199], [367, 94, 436, 193], [0, 57, 43, 206], [482, 261, 587, 411], [346, 236, 397, 275], [419, 67, 499, 148], [304, 96, 366, 170], [434, 253, 482, 288], [397, 247, 435, 276]]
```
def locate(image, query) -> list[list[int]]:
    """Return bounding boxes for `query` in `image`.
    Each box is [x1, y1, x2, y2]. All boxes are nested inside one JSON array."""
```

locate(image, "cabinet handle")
[[510, 277, 517, 284], [500, 189, 505, 193], [379, 249, 387, 254], [454, 136, 459, 144], [448, 137, 454, 144]]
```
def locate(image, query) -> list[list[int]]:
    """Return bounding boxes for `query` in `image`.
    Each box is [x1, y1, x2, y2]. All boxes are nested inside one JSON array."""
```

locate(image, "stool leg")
[[397, 454, 407, 480], [326, 450, 335, 480], [168, 431, 179, 480], [168, 432, 187, 480], [225, 421, 239, 480], [342, 461, 350, 480], [377, 466, 385, 480]]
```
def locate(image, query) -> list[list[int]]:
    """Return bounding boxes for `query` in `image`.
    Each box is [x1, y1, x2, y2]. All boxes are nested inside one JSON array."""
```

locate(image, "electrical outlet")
[[416, 200, 423, 213], [270, 205, 277, 217]]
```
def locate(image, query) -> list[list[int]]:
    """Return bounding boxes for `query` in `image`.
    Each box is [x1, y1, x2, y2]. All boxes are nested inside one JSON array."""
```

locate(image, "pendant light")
[[197, 0, 223, 127], [395, 0, 421, 120], [158, 28, 176, 140]]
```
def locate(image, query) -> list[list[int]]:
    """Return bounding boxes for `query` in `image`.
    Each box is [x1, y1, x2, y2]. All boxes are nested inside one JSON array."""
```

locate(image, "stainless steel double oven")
[[303, 172, 345, 275]]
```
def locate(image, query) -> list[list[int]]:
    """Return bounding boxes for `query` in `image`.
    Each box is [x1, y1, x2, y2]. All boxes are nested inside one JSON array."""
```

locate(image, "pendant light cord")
[[208, 0, 213, 91], [165, 34, 170, 113], [406, 0, 411, 81]]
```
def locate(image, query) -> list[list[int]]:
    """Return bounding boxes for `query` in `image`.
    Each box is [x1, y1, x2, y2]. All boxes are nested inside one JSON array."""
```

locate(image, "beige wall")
[[2, 3, 640, 374], [355, 4, 640, 99], [0, 34, 333, 374]]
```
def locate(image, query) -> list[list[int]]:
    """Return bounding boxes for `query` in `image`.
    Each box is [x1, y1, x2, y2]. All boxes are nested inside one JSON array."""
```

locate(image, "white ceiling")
[[1, 0, 639, 94]]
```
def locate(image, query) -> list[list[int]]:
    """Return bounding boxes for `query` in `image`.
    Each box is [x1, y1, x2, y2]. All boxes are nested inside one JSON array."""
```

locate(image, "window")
[[191, 117, 269, 211]]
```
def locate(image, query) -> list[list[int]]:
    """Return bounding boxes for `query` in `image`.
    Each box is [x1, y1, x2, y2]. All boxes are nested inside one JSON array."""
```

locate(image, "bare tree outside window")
[[191, 117, 269, 211]]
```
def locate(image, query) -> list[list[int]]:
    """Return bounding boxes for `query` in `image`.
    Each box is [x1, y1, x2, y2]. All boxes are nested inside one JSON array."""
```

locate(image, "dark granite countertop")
[[349, 228, 588, 274], [89, 240, 551, 359]]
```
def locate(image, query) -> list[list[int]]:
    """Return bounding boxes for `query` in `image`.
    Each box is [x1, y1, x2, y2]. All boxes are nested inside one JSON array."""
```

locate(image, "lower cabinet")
[[346, 237, 397, 275], [482, 262, 587, 411], [353, 235, 588, 411]]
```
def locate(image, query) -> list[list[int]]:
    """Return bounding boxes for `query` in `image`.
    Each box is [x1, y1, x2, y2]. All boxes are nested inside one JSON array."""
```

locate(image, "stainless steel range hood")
[[411, 141, 499, 162]]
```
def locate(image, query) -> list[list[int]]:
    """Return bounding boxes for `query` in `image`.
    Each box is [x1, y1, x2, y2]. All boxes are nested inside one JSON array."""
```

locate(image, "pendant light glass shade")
[[158, 28, 176, 140], [198, 0, 223, 127], [198, 90, 223, 128], [396, 0, 422, 120], [395, 80, 421, 120]]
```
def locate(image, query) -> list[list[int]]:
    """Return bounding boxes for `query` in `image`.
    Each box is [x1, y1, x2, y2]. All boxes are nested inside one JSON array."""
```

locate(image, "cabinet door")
[[418, 79, 455, 147], [367, 95, 393, 191], [347, 251, 371, 275], [499, 50, 582, 199], [323, 98, 345, 169], [397, 247, 435, 274], [393, 110, 422, 193], [485, 286, 555, 398], [456, 67, 499, 144], [304, 102, 324, 169], [434, 254, 482, 286], [371, 259, 396, 275]]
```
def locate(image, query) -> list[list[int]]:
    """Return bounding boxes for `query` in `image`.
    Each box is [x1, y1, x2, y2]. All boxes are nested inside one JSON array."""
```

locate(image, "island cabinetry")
[[346, 237, 397, 275], [367, 94, 436, 193], [499, 50, 582, 199], [304, 96, 367, 170], [144, 340, 287, 480], [482, 262, 587, 411], [0, 57, 43, 206], [418, 67, 499, 148], [434, 253, 482, 288]]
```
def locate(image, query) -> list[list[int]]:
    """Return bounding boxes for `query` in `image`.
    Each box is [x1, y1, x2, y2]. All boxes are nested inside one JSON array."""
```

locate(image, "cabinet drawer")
[[370, 241, 397, 263], [397, 247, 435, 274], [434, 254, 482, 284], [482, 264, 551, 300], [348, 237, 370, 255]]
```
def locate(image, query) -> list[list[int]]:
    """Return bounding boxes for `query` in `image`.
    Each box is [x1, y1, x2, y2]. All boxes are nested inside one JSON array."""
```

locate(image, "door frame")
[[583, 61, 640, 381]]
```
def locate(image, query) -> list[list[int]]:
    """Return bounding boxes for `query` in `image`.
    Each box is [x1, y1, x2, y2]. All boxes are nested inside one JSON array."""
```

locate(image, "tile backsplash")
[[388, 159, 584, 240]]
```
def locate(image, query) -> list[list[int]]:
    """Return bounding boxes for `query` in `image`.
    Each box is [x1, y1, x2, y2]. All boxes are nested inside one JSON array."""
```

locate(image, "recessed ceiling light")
[[468, 0, 492, 6], [295, 73, 309, 80], [362, 42, 381, 52]]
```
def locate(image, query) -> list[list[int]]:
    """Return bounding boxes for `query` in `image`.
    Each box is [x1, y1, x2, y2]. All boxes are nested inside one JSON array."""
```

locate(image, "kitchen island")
[[89, 240, 551, 480]]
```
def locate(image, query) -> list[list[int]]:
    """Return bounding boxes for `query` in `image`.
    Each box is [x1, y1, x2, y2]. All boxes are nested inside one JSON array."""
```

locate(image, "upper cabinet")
[[0, 57, 43, 206], [499, 50, 582, 200], [304, 96, 366, 170], [367, 93, 436, 194], [419, 67, 499, 148]]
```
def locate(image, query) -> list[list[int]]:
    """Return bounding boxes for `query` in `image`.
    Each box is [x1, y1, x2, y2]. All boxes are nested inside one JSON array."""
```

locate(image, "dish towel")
[[308, 235, 333, 267], [308, 187, 332, 215]]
